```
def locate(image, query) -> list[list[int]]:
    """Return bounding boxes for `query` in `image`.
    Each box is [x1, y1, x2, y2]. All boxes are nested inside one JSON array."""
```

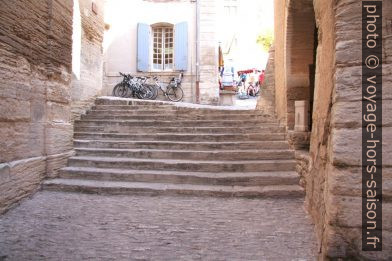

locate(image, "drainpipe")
[[195, 0, 200, 104]]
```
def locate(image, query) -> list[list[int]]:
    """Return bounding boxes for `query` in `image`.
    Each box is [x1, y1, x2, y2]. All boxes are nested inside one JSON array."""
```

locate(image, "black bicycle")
[[112, 73, 152, 99], [149, 73, 184, 102]]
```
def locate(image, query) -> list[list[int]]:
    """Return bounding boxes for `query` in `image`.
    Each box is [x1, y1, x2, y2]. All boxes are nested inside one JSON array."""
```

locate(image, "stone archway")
[[285, 0, 316, 130]]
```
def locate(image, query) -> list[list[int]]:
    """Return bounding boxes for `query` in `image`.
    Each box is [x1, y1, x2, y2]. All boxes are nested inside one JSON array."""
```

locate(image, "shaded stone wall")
[[71, 0, 105, 120], [273, 0, 392, 259], [273, 0, 287, 126], [323, 1, 392, 259], [256, 46, 275, 115], [285, 0, 314, 130], [0, 0, 73, 213]]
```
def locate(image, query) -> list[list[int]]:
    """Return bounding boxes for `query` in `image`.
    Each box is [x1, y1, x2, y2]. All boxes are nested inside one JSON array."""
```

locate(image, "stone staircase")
[[43, 97, 303, 198]]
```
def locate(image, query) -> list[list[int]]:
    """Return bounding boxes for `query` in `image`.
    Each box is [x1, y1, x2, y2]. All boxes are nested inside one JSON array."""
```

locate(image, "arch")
[[285, 0, 316, 130], [151, 22, 174, 28]]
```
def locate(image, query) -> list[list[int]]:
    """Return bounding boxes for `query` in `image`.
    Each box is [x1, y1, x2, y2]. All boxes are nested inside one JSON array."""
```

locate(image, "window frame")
[[151, 23, 175, 72]]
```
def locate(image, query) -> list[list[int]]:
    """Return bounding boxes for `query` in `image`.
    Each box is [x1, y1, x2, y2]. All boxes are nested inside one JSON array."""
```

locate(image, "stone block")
[[329, 227, 392, 260], [334, 63, 392, 103], [294, 101, 309, 132], [47, 101, 71, 123], [332, 100, 392, 129], [288, 131, 310, 150], [219, 90, 236, 106], [45, 123, 73, 155], [328, 165, 392, 200], [46, 150, 74, 178], [0, 122, 45, 163], [0, 97, 30, 122], [47, 81, 71, 104], [0, 156, 46, 214], [331, 127, 392, 167], [326, 195, 392, 230]]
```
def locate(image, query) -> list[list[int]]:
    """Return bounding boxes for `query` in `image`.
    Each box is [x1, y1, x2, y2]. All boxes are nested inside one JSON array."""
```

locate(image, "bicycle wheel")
[[143, 84, 158, 100], [166, 85, 184, 102], [112, 83, 128, 97], [150, 85, 159, 100], [135, 85, 149, 99]]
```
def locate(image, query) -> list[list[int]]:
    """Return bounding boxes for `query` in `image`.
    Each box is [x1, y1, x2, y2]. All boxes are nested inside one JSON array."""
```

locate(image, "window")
[[137, 22, 188, 72], [224, 0, 238, 16], [152, 26, 174, 70]]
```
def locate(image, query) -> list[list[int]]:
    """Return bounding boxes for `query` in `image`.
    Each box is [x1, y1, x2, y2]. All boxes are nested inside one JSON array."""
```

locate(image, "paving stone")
[[0, 191, 318, 260]]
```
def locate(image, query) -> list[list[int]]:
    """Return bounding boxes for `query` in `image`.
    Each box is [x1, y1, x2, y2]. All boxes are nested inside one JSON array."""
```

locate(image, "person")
[[259, 70, 265, 86], [247, 82, 256, 96], [240, 73, 247, 89], [220, 59, 237, 88]]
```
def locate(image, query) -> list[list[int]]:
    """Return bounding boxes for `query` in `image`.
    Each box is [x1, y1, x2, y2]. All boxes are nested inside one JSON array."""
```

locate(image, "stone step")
[[73, 132, 286, 142], [81, 114, 275, 122], [74, 148, 295, 161], [67, 156, 297, 172], [74, 140, 291, 150], [92, 105, 175, 111], [91, 104, 264, 114], [74, 119, 279, 128], [87, 109, 270, 116], [74, 126, 286, 134], [59, 167, 300, 186], [95, 97, 173, 106], [43, 178, 305, 198]]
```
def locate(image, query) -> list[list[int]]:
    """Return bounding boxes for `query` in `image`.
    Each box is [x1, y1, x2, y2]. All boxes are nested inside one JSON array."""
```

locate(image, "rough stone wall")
[[256, 46, 275, 115], [273, 0, 288, 126], [322, 0, 392, 259], [273, 0, 392, 259], [285, 0, 314, 130], [71, 0, 105, 121], [0, 0, 73, 213], [198, 0, 219, 105], [303, 0, 336, 257]]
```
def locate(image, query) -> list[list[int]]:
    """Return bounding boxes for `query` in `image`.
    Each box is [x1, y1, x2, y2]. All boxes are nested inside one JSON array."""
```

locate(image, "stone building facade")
[[71, 0, 105, 120], [268, 0, 392, 259], [0, 0, 105, 213], [103, 0, 219, 104]]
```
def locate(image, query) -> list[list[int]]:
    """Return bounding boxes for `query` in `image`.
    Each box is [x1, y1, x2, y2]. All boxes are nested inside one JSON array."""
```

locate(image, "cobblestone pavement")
[[0, 191, 318, 261]]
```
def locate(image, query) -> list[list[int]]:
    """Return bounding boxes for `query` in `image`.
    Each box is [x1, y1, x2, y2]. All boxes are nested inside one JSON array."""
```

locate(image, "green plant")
[[256, 30, 274, 52]]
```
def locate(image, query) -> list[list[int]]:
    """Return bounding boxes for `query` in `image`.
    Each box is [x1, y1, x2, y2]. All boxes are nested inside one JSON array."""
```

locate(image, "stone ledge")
[[287, 130, 311, 150]]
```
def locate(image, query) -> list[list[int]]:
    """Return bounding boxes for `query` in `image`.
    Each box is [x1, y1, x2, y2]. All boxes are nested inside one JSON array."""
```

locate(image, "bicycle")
[[149, 73, 184, 102], [112, 73, 152, 99]]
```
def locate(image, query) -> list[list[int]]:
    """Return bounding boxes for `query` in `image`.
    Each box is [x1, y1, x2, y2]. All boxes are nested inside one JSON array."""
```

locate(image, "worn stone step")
[[74, 125, 286, 134], [74, 140, 291, 150], [92, 105, 175, 111], [91, 104, 264, 114], [74, 148, 295, 160], [67, 156, 297, 172], [74, 119, 279, 128], [95, 97, 173, 106], [43, 178, 305, 198], [59, 167, 300, 186], [81, 114, 275, 122], [73, 132, 286, 142], [87, 109, 270, 117]]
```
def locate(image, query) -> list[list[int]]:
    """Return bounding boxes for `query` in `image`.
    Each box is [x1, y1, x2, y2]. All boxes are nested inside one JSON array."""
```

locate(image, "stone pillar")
[[294, 100, 309, 132], [219, 90, 236, 106], [198, 0, 219, 105]]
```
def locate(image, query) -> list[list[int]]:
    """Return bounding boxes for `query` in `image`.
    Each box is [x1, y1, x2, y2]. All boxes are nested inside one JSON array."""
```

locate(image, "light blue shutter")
[[174, 22, 188, 71], [137, 23, 150, 72]]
